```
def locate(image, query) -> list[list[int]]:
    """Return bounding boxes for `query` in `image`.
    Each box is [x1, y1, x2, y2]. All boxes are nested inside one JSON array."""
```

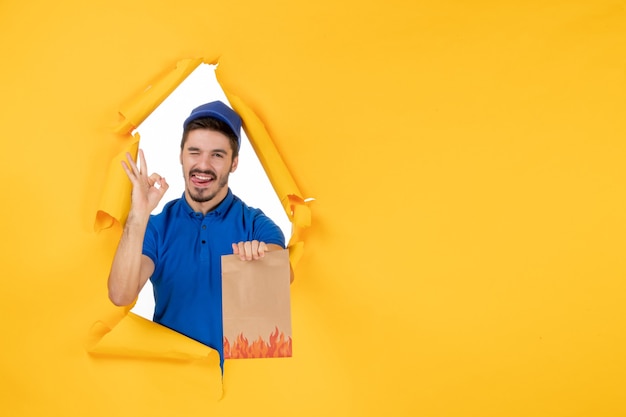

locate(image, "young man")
[[107, 100, 287, 365]]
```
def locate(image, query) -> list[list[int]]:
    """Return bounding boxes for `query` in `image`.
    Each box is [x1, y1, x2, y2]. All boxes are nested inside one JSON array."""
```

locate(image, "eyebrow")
[[187, 146, 228, 154]]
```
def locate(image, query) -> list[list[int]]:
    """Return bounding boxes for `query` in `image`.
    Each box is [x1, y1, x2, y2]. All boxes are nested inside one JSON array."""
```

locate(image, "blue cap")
[[183, 101, 242, 148]]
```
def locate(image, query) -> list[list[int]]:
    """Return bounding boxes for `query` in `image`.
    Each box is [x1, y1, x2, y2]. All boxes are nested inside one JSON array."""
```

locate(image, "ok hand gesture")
[[121, 149, 169, 218]]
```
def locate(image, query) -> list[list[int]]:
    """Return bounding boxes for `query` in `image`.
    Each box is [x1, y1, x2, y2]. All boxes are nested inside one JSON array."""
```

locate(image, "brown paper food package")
[[221, 249, 292, 359]]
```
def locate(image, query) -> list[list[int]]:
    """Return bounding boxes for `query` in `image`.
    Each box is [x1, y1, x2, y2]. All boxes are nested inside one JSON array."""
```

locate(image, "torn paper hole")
[[131, 63, 292, 320]]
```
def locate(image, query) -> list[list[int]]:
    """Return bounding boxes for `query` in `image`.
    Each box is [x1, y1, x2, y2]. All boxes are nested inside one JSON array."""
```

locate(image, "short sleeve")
[[252, 211, 286, 248], [142, 217, 159, 265]]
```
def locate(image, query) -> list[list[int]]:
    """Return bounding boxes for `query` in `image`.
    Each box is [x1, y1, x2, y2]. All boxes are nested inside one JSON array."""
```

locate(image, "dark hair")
[[180, 117, 239, 158]]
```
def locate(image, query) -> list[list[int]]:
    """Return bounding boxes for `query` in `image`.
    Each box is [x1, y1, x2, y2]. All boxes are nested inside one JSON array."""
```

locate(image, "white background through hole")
[[130, 64, 291, 320]]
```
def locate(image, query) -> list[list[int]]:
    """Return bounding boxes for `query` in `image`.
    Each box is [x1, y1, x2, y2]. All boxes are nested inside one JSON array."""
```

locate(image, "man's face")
[[180, 128, 238, 211]]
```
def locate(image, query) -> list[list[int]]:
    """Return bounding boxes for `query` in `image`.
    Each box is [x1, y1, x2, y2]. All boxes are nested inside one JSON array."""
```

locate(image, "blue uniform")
[[142, 189, 285, 366]]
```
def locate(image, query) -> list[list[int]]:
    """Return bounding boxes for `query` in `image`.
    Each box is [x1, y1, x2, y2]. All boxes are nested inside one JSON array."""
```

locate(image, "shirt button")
[[202, 225, 206, 230]]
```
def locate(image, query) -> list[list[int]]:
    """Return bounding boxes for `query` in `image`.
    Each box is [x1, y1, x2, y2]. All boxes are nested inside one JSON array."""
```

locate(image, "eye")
[[213, 153, 224, 158]]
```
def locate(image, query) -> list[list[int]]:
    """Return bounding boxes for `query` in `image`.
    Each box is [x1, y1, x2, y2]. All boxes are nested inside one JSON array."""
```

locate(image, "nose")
[[196, 153, 213, 170]]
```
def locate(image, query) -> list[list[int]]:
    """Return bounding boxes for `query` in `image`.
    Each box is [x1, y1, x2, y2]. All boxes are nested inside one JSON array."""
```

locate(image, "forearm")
[[107, 212, 151, 306]]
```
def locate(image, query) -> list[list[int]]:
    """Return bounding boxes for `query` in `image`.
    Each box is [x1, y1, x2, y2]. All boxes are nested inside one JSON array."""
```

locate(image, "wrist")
[[126, 208, 151, 226]]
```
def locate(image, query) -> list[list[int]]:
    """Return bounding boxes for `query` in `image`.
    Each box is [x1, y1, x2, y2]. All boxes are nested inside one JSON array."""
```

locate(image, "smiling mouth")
[[191, 172, 216, 186]]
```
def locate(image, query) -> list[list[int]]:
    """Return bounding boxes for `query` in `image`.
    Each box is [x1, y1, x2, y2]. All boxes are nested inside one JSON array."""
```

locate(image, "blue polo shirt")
[[142, 189, 285, 366]]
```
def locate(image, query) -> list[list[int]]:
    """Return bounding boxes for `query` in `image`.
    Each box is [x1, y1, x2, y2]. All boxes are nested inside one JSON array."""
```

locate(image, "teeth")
[[194, 174, 212, 180]]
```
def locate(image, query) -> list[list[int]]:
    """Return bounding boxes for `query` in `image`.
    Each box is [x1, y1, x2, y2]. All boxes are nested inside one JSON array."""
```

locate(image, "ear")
[[179, 151, 183, 165], [230, 155, 239, 173]]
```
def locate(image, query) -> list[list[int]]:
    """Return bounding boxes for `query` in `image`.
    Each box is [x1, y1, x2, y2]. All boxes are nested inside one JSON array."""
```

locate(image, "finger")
[[138, 149, 148, 177], [232, 243, 239, 254], [153, 177, 169, 200], [251, 240, 260, 259], [120, 160, 133, 179], [258, 241, 268, 257], [148, 173, 162, 188], [125, 152, 140, 177], [121, 160, 142, 186], [235, 242, 246, 260], [243, 241, 253, 260], [157, 177, 170, 195]]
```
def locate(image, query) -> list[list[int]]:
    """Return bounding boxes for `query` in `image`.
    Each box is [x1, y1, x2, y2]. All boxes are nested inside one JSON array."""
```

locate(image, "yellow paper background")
[[1, 1, 625, 416]]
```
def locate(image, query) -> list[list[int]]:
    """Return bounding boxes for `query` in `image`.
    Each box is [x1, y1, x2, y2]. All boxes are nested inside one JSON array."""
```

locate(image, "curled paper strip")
[[95, 135, 139, 231], [87, 312, 220, 362], [86, 312, 222, 397], [222, 90, 313, 269], [115, 58, 203, 135]]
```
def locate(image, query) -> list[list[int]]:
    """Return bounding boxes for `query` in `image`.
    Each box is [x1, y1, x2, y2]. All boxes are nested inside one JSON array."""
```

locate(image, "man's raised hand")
[[121, 149, 169, 217]]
